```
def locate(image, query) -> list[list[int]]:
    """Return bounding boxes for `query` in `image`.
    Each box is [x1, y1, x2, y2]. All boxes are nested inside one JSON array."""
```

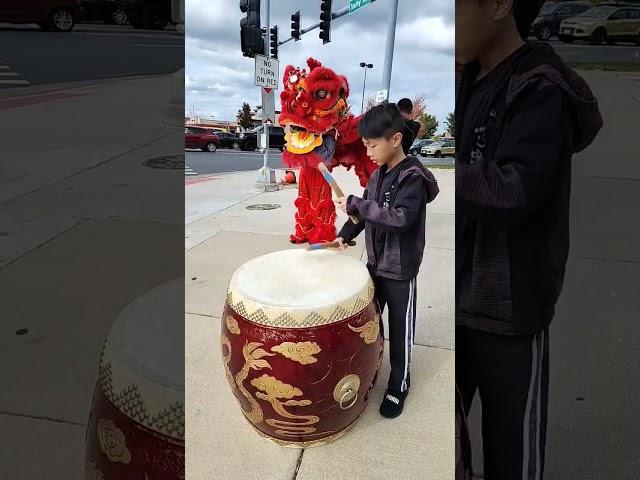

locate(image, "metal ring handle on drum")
[[339, 389, 358, 410]]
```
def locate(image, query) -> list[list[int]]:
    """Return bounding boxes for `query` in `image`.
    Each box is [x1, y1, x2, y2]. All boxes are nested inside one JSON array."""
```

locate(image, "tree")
[[363, 93, 428, 118], [407, 94, 427, 120], [444, 112, 455, 136], [363, 95, 377, 113], [236, 102, 253, 129], [417, 113, 438, 139]]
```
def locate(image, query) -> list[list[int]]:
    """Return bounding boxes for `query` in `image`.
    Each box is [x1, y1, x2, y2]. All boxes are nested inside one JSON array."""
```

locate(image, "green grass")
[[568, 62, 640, 73]]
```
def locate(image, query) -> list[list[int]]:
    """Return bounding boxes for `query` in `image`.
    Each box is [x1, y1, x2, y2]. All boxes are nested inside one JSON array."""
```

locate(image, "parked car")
[[121, 0, 170, 29], [559, 5, 640, 44], [409, 139, 434, 156], [422, 140, 455, 158], [185, 127, 220, 152], [238, 125, 286, 151], [530, 2, 592, 40], [0, 0, 81, 32], [216, 132, 241, 149], [80, 0, 129, 24]]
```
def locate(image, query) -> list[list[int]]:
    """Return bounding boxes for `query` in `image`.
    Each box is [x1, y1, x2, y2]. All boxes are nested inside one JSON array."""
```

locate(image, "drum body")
[[221, 249, 384, 447], [85, 280, 185, 479]]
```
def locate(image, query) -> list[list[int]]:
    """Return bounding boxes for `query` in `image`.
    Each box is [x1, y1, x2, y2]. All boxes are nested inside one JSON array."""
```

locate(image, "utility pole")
[[381, 0, 399, 101]]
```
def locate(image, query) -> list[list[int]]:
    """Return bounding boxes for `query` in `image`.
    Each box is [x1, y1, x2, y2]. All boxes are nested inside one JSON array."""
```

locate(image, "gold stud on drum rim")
[[333, 374, 361, 410]]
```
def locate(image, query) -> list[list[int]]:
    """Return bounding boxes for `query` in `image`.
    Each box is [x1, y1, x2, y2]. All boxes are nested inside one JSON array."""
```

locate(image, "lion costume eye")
[[315, 89, 328, 99]]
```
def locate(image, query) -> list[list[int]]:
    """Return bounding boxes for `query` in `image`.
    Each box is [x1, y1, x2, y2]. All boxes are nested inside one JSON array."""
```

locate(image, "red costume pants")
[[290, 165, 337, 244]]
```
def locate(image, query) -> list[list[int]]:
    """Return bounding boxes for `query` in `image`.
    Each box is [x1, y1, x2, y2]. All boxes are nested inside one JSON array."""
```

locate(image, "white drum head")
[[227, 250, 375, 328]]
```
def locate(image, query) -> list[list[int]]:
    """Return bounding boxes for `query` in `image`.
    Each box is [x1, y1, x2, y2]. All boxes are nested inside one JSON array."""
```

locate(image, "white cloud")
[[186, 0, 455, 128]]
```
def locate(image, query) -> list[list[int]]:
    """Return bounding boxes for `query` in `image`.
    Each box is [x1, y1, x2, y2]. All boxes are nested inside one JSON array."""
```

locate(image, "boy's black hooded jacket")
[[339, 156, 439, 281], [455, 42, 603, 335]]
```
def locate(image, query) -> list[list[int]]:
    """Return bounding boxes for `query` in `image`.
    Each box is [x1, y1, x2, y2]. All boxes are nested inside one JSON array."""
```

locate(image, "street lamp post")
[[359, 62, 373, 114]]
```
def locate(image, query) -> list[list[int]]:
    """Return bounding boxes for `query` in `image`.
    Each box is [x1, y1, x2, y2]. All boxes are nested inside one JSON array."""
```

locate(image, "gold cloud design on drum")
[[234, 342, 275, 424], [225, 315, 241, 335], [348, 316, 381, 344], [96, 419, 132, 464], [221, 335, 236, 389], [251, 374, 322, 437], [271, 341, 321, 364], [84, 462, 106, 480]]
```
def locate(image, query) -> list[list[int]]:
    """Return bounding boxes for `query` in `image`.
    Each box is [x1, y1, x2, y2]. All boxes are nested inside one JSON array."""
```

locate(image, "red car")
[[185, 127, 220, 152], [0, 0, 81, 32]]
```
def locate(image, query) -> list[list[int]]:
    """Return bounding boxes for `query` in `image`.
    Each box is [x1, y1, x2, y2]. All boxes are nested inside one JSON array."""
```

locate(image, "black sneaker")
[[380, 389, 408, 418]]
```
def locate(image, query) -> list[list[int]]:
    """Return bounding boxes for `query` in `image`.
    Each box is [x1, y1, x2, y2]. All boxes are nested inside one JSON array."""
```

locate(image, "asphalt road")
[[185, 149, 286, 176], [185, 149, 455, 176], [0, 23, 183, 88], [533, 38, 640, 63]]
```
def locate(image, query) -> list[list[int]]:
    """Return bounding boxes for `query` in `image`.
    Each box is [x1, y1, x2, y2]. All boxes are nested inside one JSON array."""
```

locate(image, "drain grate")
[[246, 204, 281, 211], [143, 155, 184, 169]]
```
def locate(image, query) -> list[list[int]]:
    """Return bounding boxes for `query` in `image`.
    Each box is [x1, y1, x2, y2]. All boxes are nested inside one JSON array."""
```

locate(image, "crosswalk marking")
[[0, 80, 30, 85], [185, 165, 198, 176], [0, 61, 30, 87]]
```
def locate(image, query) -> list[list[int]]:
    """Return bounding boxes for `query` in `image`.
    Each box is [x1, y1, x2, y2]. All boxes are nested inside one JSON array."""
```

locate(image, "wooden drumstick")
[[317, 162, 360, 225], [307, 240, 356, 251]]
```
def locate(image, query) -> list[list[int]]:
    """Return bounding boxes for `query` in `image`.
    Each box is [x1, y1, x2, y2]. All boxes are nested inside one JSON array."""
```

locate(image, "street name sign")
[[349, 0, 373, 14]]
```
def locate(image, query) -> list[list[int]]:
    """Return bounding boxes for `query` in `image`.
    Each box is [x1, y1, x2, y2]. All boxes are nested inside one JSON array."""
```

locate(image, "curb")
[[0, 72, 177, 99]]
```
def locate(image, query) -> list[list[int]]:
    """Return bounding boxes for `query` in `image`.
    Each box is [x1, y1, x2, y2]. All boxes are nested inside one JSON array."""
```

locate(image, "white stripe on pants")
[[401, 277, 416, 392], [522, 330, 545, 479]]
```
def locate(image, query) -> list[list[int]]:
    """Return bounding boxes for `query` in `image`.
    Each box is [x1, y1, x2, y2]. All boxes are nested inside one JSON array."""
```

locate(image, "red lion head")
[[279, 58, 351, 155]]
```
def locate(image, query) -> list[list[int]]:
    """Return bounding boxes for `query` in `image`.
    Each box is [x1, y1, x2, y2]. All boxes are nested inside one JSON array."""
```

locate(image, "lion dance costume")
[[279, 58, 378, 244]]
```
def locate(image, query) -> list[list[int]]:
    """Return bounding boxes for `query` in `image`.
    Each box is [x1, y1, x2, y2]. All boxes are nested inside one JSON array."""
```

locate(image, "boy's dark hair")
[[359, 102, 406, 140], [397, 98, 413, 115]]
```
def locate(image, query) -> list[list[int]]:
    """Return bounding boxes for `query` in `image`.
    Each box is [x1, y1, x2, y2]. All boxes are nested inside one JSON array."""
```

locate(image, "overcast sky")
[[186, 0, 454, 129]]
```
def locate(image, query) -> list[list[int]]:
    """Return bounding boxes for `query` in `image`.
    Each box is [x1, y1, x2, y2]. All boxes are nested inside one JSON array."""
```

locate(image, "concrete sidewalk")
[[185, 167, 454, 479], [0, 74, 183, 479]]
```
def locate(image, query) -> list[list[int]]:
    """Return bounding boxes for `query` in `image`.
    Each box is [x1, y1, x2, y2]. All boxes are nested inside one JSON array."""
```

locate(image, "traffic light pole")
[[381, 0, 399, 100], [262, 0, 270, 173]]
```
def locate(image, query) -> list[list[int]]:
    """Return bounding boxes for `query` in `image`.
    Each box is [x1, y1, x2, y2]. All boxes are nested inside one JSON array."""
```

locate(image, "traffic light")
[[239, 0, 260, 27], [240, 0, 264, 58], [270, 26, 278, 59], [319, 0, 332, 44], [291, 11, 301, 41]]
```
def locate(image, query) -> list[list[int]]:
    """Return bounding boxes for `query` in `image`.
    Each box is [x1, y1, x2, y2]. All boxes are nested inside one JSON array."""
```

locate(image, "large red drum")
[[221, 249, 384, 447], [85, 280, 184, 479]]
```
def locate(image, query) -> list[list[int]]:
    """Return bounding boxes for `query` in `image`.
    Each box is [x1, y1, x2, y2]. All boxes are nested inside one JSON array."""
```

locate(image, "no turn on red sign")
[[254, 54, 280, 90]]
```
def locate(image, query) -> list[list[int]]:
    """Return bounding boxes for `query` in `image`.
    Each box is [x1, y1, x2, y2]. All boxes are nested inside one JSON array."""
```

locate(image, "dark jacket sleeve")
[[456, 86, 572, 223], [346, 173, 424, 232], [338, 185, 367, 242]]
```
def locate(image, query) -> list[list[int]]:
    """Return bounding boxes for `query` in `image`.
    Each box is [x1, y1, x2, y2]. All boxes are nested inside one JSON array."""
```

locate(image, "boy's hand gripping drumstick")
[[317, 162, 360, 225]]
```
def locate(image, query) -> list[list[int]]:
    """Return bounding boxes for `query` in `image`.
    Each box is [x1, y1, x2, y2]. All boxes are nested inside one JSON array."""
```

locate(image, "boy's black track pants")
[[373, 275, 418, 393], [456, 326, 550, 480]]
